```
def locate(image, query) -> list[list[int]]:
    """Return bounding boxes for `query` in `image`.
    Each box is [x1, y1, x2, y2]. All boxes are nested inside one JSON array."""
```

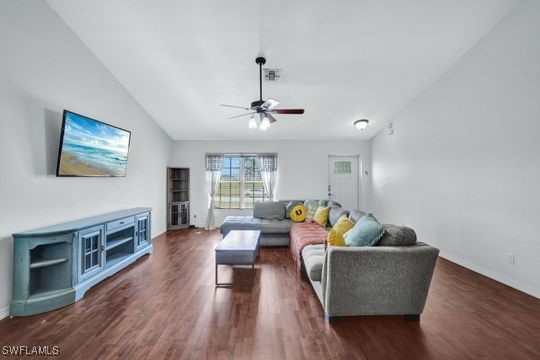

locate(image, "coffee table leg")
[[215, 264, 218, 286]]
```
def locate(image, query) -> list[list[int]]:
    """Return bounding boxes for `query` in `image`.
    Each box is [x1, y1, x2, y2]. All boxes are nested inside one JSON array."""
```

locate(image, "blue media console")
[[10, 208, 152, 317]]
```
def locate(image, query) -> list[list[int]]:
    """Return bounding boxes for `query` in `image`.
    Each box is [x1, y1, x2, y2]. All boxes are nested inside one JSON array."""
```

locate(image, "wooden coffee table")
[[215, 230, 261, 286]]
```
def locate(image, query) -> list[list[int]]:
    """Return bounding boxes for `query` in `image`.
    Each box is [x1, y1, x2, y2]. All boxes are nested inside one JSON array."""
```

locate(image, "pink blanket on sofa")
[[290, 222, 328, 273]]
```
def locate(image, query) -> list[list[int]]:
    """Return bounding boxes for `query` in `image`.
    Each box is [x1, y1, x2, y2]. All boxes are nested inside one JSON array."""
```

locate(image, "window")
[[215, 155, 269, 209], [334, 161, 352, 174]]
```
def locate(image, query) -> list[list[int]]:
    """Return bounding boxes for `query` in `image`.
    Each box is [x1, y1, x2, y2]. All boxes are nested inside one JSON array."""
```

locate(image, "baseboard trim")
[[439, 251, 540, 299], [153, 230, 167, 239], [0, 305, 9, 320]]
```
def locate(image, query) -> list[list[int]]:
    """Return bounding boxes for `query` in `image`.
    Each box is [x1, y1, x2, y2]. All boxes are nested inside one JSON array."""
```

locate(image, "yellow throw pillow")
[[334, 215, 355, 234], [327, 215, 355, 246], [313, 206, 331, 227], [327, 228, 346, 246], [290, 204, 307, 222]]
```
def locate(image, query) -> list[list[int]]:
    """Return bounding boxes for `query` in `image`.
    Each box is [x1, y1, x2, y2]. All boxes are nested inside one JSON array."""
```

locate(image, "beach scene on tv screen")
[[58, 112, 130, 176]]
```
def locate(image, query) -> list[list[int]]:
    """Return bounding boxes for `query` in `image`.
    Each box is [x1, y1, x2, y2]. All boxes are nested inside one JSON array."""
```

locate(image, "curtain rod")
[[205, 152, 277, 156]]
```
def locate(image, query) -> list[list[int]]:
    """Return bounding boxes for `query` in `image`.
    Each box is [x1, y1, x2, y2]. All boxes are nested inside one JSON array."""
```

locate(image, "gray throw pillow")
[[327, 200, 342, 208], [329, 207, 350, 227], [253, 201, 286, 220], [377, 224, 417, 246], [348, 209, 367, 223]]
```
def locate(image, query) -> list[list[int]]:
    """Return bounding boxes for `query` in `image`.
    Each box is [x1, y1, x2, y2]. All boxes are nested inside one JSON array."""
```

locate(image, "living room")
[[1, 0, 539, 359]]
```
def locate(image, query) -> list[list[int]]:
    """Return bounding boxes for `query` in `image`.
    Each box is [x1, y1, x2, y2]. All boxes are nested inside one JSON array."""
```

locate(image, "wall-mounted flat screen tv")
[[56, 110, 131, 177]]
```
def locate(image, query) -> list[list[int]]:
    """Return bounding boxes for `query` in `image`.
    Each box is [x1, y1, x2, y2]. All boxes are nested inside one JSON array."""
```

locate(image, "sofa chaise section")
[[220, 216, 293, 246]]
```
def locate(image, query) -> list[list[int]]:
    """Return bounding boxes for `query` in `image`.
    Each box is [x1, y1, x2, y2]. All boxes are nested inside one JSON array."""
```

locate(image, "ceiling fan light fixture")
[[354, 119, 369, 130], [221, 56, 305, 130], [260, 116, 270, 131], [248, 116, 257, 129]]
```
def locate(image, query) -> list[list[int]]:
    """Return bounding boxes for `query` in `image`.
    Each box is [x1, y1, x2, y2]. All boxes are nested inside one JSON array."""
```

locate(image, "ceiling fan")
[[220, 56, 305, 131]]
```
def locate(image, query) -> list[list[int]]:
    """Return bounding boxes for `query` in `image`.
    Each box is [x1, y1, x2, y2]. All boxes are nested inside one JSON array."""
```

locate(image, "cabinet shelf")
[[30, 257, 69, 269], [106, 253, 131, 268], [106, 237, 133, 251], [28, 288, 73, 300]]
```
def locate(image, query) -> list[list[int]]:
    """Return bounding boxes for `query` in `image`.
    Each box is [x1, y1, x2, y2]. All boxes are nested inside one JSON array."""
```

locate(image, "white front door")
[[328, 156, 359, 210]]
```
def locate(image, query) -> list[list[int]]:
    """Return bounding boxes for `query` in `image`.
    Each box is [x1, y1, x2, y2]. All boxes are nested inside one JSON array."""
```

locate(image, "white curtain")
[[257, 154, 278, 201], [205, 154, 224, 230]]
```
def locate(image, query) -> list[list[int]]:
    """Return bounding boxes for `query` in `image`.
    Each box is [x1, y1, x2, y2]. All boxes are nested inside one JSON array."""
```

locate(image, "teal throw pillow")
[[318, 199, 329, 207], [345, 213, 385, 247]]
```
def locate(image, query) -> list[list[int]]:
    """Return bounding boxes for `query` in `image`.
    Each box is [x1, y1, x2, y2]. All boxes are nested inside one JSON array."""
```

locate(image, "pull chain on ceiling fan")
[[220, 56, 304, 131]]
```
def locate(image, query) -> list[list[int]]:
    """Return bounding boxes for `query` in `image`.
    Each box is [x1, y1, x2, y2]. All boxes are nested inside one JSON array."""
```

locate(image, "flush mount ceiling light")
[[354, 119, 369, 130]]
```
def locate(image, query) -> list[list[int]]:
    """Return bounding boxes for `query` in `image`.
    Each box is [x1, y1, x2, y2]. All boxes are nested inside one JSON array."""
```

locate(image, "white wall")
[[170, 140, 371, 227], [370, 0, 540, 297], [0, 1, 172, 318]]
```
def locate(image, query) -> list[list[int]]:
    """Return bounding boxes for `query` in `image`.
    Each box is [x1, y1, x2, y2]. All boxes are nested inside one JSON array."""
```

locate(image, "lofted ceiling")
[[47, 0, 518, 140]]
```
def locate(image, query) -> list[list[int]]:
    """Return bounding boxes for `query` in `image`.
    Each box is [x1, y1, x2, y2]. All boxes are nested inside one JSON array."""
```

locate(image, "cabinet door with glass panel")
[[135, 213, 151, 249], [78, 225, 105, 281]]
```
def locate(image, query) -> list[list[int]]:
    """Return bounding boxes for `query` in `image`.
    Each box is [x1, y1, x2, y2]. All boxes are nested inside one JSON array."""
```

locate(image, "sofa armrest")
[[321, 243, 439, 317]]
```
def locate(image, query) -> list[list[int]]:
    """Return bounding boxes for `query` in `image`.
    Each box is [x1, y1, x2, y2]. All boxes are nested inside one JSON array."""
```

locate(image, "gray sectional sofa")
[[220, 201, 439, 322]]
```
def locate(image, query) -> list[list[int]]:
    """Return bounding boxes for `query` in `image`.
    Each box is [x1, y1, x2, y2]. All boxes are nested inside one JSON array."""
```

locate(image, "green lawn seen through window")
[[215, 155, 268, 209]]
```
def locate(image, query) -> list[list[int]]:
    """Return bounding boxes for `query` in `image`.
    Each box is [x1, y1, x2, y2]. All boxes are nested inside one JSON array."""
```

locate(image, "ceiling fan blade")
[[262, 98, 280, 110], [227, 112, 255, 119], [266, 113, 278, 123], [220, 104, 251, 110], [270, 109, 305, 115]]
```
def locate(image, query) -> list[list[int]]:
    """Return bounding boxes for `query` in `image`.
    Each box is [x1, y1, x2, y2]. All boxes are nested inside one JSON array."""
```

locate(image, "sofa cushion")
[[285, 201, 303, 219], [345, 213, 385, 247], [290, 222, 328, 273], [302, 244, 325, 281], [314, 206, 331, 227], [220, 216, 293, 235], [348, 209, 367, 223], [377, 224, 417, 246], [329, 207, 350, 227], [253, 201, 286, 220]]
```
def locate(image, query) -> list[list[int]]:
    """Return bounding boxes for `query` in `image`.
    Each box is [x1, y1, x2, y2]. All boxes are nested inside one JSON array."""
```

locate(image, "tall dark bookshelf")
[[167, 168, 190, 229]]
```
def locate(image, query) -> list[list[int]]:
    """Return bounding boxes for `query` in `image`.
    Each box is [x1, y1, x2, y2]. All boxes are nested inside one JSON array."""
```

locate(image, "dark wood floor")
[[1, 229, 539, 359]]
